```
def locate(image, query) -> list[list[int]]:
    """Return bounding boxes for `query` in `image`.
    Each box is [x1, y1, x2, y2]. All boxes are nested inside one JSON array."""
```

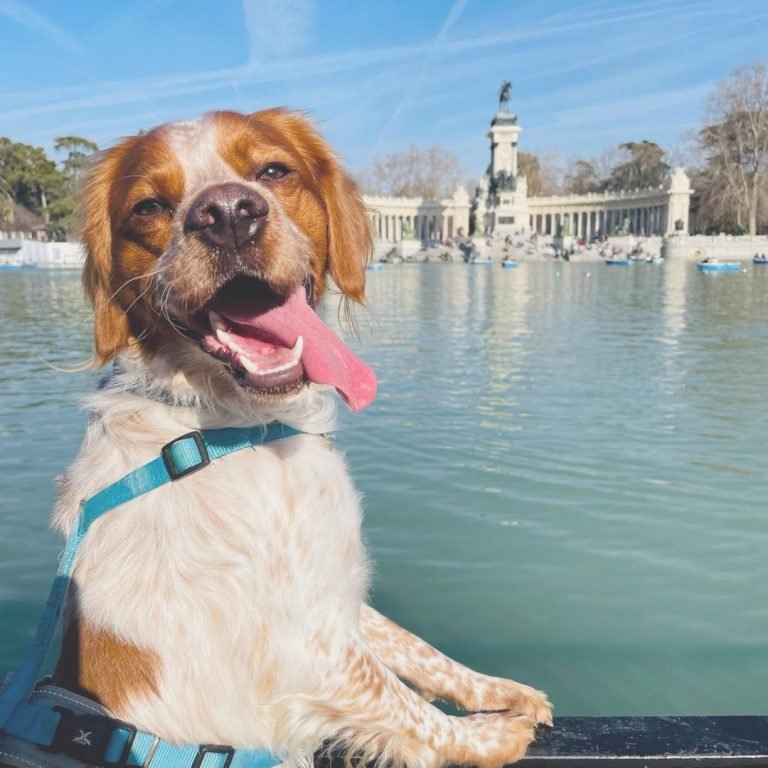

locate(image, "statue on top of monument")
[[499, 80, 512, 111]]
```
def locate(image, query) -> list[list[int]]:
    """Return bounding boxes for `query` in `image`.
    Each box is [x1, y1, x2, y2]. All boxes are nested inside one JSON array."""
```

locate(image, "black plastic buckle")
[[161, 431, 210, 480], [43, 706, 113, 763], [191, 744, 235, 768]]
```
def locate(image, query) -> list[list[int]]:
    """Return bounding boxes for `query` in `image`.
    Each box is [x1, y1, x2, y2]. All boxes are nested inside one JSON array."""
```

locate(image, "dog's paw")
[[464, 676, 553, 726], [453, 711, 536, 767]]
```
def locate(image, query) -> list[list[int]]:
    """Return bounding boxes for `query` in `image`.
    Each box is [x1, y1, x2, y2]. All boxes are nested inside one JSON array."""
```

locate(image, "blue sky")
[[1, 0, 766, 179]]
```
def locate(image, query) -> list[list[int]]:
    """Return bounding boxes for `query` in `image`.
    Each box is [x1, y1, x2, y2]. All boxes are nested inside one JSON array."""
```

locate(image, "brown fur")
[[55, 622, 160, 711]]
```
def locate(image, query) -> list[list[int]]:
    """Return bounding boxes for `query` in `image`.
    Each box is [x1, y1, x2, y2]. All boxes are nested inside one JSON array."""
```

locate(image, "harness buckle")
[[191, 744, 235, 768], [162, 431, 210, 480], [43, 705, 112, 763]]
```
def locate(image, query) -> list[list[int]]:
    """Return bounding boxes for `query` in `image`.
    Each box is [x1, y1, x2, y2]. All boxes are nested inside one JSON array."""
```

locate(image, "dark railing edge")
[[313, 715, 768, 768], [518, 715, 768, 768]]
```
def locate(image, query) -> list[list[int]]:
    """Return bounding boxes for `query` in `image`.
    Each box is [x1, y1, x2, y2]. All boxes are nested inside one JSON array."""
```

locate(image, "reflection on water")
[[1, 263, 767, 716]]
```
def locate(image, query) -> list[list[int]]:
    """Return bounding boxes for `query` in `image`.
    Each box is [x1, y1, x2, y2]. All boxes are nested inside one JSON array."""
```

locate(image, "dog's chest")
[[68, 433, 369, 650]]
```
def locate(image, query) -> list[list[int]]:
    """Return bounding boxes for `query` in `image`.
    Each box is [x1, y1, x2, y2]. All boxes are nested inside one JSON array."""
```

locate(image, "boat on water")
[[753, 257, 768, 265], [367, 263, 385, 271], [605, 258, 634, 266], [471, 258, 493, 265], [0, 262, 37, 270], [697, 261, 742, 272], [501, 260, 518, 269]]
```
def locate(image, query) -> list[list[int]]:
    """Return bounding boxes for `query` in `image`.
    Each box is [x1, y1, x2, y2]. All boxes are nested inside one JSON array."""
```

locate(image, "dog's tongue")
[[214, 286, 376, 411]]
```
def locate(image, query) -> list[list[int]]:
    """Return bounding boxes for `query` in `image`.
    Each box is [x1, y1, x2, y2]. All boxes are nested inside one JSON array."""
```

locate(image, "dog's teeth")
[[208, 311, 228, 333], [239, 355, 261, 374], [290, 336, 304, 361]]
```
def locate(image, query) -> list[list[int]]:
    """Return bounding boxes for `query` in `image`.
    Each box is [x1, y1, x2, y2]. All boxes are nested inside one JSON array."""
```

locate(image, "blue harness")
[[0, 422, 302, 768]]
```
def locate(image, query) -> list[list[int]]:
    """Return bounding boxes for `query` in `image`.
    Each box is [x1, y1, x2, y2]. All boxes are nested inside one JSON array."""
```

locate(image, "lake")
[[1, 260, 767, 716]]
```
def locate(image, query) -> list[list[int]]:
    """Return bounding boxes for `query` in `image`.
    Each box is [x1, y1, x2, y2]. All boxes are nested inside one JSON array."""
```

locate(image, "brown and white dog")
[[52, 108, 551, 768]]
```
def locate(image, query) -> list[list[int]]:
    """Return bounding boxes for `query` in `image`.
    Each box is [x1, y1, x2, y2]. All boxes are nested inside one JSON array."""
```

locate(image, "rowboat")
[[501, 261, 519, 269], [605, 258, 634, 266], [753, 257, 768, 265], [697, 261, 741, 272], [471, 258, 493, 265]]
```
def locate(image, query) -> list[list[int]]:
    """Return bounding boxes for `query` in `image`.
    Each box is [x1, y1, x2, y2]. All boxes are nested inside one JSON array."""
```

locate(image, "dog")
[[49, 108, 551, 768]]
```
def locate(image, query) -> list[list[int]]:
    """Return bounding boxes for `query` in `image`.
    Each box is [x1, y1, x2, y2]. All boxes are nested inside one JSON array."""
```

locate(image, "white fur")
[[55, 355, 369, 755]]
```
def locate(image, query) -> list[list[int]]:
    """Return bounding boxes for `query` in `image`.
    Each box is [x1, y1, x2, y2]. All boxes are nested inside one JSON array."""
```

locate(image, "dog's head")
[[81, 108, 376, 410]]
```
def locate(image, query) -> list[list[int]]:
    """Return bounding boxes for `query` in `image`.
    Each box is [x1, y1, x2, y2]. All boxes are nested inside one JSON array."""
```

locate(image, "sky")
[[1, 0, 767, 180]]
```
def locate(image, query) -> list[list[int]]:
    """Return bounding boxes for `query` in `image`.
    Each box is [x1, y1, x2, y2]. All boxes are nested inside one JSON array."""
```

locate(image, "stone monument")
[[477, 81, 526, 237]]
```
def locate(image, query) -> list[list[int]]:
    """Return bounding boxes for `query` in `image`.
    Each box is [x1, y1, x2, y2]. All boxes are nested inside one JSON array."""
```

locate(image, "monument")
[[470, 82, 693, 240], [475, 81, 526, 237], [364, 82, 693, 247]]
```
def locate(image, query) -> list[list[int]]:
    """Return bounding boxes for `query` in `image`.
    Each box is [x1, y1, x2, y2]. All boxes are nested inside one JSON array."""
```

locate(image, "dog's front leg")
[[319, 639, 535, 768], [360, 605, 552, 724]]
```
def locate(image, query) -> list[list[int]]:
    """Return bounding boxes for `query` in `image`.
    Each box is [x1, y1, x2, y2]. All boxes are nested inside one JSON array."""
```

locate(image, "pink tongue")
[[215, 287, 377, 411]]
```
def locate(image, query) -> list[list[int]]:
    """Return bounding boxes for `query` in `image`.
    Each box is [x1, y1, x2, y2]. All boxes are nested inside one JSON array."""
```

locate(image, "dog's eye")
[[132, 198, 171, 216], [257, 164, 291, 182]]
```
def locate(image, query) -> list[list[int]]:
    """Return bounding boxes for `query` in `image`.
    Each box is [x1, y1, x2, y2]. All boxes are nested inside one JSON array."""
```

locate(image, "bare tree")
[[700, 59, 768, 235], [519, 151, 562, 195], [563, 158, 600, 194], [359, 145, 467, 200]]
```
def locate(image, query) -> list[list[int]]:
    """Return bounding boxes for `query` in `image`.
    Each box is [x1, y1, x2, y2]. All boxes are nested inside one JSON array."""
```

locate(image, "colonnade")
[[529, 204, 669, 239], [367, 211, 459, 242]]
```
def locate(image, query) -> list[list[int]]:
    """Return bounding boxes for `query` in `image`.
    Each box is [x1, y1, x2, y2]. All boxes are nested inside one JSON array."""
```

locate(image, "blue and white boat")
[[605, 258, 634, 266], [501, 260, 519, 269], [471, 258, 493, 265], [367, 263, 385, 271], [0, 262, 36, 270], [697, 261, 741, 272], [752, 257, 768, 265]]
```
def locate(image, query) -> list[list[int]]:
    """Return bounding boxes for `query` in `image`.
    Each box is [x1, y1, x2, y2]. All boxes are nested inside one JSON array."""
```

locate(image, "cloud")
[[0, 0, 83, 55], [241, 0, 315, 61]]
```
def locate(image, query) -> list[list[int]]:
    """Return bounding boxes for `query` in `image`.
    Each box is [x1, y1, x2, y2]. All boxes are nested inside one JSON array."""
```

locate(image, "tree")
[[518, 151, 562, 196], [699, 59, 768, 235], [54, 135, 99, 185], [0, 136, 93, 237], [0, 138, 63, 220], [359, 145, 467, 199], [563, 159, 600, 194], [602, 140, 669, 191]]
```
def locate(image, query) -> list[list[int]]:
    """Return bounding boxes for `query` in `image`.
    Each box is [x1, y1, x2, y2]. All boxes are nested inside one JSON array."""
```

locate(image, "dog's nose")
[[184, 183, 269, 250]]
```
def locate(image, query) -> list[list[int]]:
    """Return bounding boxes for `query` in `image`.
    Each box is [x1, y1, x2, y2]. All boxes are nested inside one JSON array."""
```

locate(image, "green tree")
[[0, 135, 98, 237], [602, 140, 669, 191], [54, 135, 99, 185], [0, 138, 63, 220]]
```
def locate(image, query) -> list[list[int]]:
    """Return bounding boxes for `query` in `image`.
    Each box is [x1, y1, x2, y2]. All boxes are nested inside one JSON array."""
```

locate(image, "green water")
[[1, 262, 767, 716]]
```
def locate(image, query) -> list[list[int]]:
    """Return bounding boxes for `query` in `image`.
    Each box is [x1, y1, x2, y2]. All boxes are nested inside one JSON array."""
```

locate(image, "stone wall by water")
[[662, 234, 768, 261]]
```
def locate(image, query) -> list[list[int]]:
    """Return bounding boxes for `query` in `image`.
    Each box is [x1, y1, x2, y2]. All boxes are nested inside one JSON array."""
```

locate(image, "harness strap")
[[0, 422, 301, 768]]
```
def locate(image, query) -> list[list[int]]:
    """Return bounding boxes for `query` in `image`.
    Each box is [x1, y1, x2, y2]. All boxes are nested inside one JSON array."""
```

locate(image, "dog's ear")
[[322, 165, 372, 305], [80, 144, 133, 365], [253, 109, 373, 304]]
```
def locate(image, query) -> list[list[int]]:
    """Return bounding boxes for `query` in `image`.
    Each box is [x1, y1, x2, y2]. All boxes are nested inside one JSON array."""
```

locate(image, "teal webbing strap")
[[81, 422, 300, 531], [0, 421, 300, 768]]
